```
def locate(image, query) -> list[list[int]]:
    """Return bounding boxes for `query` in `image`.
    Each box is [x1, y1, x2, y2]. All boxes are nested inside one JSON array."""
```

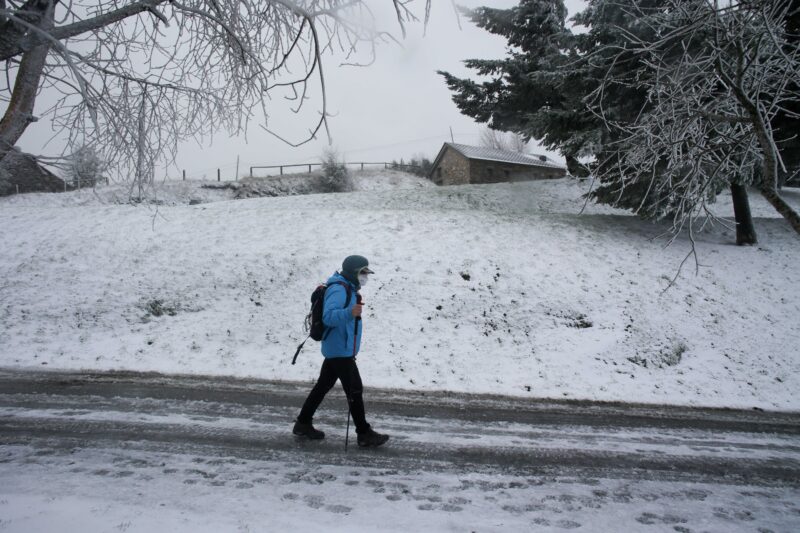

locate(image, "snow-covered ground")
[[1, 172, 798, 410], [2, 373, 798, 533], [4, 444, 798, 533], [0, 169, 433, 207]]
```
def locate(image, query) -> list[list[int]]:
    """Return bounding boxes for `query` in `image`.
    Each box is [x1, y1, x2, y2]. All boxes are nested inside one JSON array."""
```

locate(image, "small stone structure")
[[0, 150, 68, 196], [428, 143, 567, 186]]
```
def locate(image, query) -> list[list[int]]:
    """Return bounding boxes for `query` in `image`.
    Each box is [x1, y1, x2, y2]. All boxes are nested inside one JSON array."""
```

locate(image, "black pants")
[[297, 357, 370, 434]]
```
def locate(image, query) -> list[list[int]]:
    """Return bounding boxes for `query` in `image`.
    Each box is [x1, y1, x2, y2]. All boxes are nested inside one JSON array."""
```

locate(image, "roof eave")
[[462, 155, 565, 169]]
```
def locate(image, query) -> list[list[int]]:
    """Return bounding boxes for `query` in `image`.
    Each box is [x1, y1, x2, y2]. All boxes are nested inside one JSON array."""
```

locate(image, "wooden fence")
[[248, 162, 422, 178]]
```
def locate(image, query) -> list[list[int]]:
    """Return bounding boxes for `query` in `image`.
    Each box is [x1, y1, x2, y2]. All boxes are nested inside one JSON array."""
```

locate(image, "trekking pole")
[[345, 394, 352, 452], [345, 294, 363, 451]]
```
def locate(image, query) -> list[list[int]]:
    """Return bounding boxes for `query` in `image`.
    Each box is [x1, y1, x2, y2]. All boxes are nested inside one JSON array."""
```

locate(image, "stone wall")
[[433, 147, 470, 186], [430, 145, 568, 186], [468, 159, 566, 184]]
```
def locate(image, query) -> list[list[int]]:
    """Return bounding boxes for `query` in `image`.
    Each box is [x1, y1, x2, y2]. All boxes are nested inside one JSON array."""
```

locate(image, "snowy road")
[[1, 369, 799, 532]]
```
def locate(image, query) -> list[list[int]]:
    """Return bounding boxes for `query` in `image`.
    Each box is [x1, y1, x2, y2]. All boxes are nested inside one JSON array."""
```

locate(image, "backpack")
[[292, 281, 352, 364]]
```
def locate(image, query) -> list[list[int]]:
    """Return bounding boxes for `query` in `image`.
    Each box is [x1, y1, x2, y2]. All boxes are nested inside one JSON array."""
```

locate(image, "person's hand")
[[351, 303, 363, 318]]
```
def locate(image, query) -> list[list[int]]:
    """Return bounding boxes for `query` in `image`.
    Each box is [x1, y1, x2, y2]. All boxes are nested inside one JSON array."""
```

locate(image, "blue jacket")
[[321, 273, 362, 358]]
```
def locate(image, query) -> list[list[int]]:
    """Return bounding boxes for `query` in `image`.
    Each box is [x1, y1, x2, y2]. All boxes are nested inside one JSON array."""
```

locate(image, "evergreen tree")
[[438, 0, 657, 177], [441, 0, 800, 243]]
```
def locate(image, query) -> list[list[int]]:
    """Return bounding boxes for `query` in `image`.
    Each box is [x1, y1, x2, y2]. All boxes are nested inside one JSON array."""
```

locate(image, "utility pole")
[[449, 127, 454, 143]]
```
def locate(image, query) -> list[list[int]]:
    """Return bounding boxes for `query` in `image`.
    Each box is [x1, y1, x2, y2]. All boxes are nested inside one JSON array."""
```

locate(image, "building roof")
[[429, 143, 566, 179], [0, 149, 66, 195]]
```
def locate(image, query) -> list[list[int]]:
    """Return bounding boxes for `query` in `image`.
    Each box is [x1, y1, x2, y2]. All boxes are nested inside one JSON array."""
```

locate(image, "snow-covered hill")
[[0, 169, 434, 207], [1, 174, 798, 410]]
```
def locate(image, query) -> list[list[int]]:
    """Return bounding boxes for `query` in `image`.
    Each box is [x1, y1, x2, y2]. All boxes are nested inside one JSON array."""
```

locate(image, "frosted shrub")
[[68, 145, 106, 189], [320, 149, 352, 193]]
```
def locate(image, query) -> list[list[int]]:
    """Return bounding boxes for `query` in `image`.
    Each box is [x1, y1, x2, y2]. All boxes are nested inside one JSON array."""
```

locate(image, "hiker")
[[293, 255, 390, 447]]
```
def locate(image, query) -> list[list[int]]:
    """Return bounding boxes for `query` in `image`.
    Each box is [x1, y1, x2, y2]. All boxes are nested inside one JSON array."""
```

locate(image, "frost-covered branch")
[[0, 0, 431, 197], [587, 0, 800, 237]]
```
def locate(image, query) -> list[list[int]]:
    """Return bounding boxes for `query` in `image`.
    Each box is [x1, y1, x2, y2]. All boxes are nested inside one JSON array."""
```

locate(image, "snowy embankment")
[[1, 171, 798, 410]]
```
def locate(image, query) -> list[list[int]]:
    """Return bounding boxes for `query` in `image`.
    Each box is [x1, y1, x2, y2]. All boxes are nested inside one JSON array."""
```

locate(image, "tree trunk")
[[134, 93, 148, 202], [777, 169, 786, 190], [755, 133, 800, 235], [730, 183, 757, 245], [566, 155, 589, 178], [745, 94, 800, 236], [759, 186, 800, 234], [0, 1, 53, 163], [0, 0, 169, 63]]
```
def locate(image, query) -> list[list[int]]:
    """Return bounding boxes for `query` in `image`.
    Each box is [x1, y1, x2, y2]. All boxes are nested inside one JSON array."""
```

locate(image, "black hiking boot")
[[357, 428, 389, 448], [293, 420, 325, 440]]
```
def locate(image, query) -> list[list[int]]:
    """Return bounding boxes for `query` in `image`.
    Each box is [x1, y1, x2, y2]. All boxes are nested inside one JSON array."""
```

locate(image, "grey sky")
[[19, 0, 587, 180]]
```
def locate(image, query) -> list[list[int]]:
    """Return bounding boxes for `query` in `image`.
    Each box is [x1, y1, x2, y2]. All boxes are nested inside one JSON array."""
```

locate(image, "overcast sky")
[[20, 0, 587, 181]]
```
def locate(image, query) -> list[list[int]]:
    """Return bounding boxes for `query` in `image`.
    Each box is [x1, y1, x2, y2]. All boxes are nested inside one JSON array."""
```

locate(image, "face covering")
[[358, 273, 369, 287]]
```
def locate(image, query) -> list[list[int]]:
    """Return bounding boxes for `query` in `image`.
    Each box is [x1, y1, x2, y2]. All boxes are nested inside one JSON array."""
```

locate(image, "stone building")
[[428, 143, 567, 186], [0, 150, 68, 196]]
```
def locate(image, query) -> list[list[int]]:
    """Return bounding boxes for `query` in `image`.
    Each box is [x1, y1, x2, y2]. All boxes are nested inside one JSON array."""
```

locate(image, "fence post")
[[308, 164, 312, 173], [280, 166, 284, 176], [217, 168, 221, 181], [16, 184, 19, 194], [250, 167, 253, 178], [183, 169, 186, 181]]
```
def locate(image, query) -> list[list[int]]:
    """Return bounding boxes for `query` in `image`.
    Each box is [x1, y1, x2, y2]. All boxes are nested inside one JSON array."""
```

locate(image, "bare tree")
[[588, 0, 800, 242], [478, 126, 527, 153], [0, 0, 430, 199]]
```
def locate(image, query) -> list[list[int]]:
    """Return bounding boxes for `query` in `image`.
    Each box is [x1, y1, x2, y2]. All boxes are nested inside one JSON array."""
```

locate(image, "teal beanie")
[[341, 255, 370, 285]]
